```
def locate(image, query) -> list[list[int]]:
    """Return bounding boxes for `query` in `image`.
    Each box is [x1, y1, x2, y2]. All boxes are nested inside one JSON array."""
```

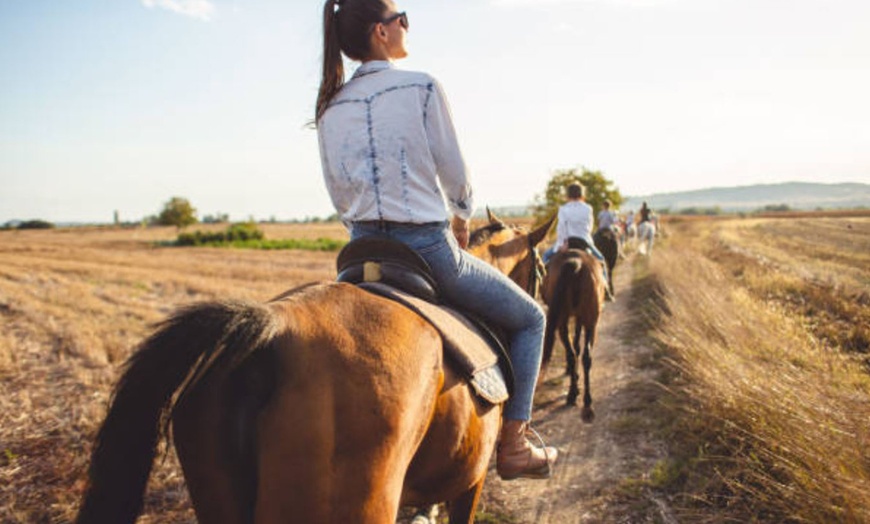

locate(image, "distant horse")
[[592, 227, 620, 297], [541, 249, 606, 422], [625, 221, 637, 246], [637, 220, 656, 256], [75, 212, 554, 524]]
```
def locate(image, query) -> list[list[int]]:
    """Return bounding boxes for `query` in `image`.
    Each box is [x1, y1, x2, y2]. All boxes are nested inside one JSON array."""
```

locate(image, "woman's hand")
[[451, 215, 469, 249]]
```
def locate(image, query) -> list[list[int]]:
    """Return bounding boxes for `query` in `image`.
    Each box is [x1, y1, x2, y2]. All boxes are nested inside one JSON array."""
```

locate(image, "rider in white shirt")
[[555, 198, 594, 250], [544, 183, 611, 298]]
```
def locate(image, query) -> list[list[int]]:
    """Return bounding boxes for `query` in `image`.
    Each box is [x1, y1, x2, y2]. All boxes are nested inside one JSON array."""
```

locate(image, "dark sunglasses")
[[381, 11, 408, 30]]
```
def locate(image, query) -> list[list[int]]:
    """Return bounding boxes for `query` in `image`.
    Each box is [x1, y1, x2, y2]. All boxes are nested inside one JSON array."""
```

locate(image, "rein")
[[475, 221, 545, 299], [526, 236, 544, 298]]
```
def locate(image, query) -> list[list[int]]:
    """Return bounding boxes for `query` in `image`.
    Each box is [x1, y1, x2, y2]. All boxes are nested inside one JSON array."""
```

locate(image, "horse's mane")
[[468, 222, 507, 248]]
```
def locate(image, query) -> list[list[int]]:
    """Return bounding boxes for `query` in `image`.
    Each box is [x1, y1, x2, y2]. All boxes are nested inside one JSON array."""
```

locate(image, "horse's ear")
[[528, 214, 557, 248], [486, 207, 502, 224]]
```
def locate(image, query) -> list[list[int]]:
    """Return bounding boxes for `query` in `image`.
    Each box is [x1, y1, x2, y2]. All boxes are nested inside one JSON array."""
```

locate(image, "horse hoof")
[[566, 395, 578, 406], [581, 407, 595, 423], [410, 505, 439, 524]]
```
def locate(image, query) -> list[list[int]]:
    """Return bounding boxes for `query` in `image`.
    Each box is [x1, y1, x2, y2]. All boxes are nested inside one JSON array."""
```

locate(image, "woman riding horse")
[[315, 0, 555, 480], [75, 214, 555, 524]]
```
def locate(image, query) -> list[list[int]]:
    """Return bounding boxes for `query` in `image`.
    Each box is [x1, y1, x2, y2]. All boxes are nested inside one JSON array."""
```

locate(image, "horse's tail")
[[542, 258, 582, 366], [76, 300, 279, 524]]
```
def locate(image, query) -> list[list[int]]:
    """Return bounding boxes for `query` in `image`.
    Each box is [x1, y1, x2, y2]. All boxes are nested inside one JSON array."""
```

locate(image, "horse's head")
[[467, 208, 556, 298]]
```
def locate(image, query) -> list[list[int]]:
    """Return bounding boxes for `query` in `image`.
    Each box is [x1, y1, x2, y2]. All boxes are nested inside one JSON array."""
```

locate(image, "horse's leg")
[[410, 505, 440, 524], [174, 386, 249, 524], [580, 323, 596, 423], [446, 479, 485, 524], [608, 258, 616, 297], [402, 367, 499, 514], [559, 322, 573, 379], [566, 321, 581, 406]]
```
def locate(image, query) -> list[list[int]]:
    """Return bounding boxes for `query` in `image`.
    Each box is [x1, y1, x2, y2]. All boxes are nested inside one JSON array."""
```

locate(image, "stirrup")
[[527, 426, 556, 475], [497, 425, 556, 481]]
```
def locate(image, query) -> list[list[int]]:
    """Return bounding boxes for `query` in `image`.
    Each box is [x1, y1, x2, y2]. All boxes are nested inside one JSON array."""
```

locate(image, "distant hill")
[[622, 182, 870, 213]]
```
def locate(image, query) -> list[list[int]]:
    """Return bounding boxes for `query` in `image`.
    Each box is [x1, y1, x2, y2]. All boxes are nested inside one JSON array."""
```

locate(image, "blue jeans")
[[351, 221, 546, 421]]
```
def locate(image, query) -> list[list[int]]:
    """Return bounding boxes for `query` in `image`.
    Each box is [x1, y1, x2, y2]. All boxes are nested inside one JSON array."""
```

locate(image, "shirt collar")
[[352, 60, 394, 79]]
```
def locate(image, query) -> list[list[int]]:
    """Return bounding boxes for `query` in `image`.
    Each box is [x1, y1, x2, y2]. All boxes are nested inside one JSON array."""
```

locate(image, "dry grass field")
[[1, 214, 868, 523], [643, 213, 870, 522], [0, 223, 347, 523]]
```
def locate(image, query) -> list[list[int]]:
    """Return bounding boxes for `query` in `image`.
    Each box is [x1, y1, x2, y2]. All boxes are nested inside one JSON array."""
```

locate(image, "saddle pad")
[[359, 282, 509, 405]]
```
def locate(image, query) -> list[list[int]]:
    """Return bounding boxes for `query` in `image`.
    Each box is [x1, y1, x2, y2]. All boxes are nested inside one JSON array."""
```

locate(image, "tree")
[[157, 197, 198, 229], [531, 167, 623, 227], [202, 212, 230, 224]]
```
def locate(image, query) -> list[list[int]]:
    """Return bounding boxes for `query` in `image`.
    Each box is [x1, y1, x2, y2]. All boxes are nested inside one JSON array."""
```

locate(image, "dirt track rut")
[[481, 257, 676, 523]]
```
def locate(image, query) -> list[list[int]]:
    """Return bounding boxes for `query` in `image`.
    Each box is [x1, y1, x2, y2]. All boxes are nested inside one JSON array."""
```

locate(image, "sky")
[[1, 0, 869, 223]]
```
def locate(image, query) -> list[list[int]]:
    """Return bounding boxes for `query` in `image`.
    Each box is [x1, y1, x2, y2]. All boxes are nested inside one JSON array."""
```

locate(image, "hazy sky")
[[2, 0, 869, 223]]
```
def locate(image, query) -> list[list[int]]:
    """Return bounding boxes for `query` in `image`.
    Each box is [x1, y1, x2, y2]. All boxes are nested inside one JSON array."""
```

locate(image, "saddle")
[[567, 236, 594, 254], [336, 237, 514, 405], [595, 227, 618, 241]]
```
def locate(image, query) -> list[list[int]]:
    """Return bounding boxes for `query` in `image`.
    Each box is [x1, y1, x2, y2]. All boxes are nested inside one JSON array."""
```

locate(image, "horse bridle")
[[525, 236, 545, 298], [489, 223, 545, 299]]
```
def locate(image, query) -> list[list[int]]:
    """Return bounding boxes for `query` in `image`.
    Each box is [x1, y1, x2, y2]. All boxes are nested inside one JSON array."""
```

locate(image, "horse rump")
[[542, 255, 588, 366]]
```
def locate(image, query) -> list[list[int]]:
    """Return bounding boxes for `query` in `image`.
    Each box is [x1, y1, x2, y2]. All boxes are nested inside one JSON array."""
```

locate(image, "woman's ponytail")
[[314, 0, 389, 123], [316, 0, 345, 123]]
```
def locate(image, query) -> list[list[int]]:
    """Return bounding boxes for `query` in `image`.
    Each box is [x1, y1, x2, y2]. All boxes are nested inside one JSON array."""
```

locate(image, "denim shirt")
[[597, 209, 617, 231], [317, 61, 474, 225]]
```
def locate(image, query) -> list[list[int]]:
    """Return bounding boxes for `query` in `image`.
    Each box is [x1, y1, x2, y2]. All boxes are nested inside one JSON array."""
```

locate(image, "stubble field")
[[0, 223, 346, 523], [1, 213, 868, 523]]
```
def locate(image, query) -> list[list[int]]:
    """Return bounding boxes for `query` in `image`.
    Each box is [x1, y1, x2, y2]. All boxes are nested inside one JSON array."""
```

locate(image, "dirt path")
[[480, 256, 676, 523]]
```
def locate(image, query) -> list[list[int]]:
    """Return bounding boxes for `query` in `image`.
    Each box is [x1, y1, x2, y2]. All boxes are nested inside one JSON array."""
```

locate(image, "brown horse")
[[75, 212, 554, 524], [541, 248, 606, 422], [593, 228, 620, 298]]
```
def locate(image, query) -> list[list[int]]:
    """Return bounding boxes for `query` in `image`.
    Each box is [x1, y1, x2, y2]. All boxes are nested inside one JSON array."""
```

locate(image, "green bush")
[[176, 221, 264, 246], [240, 238, 346, 251], [173, 223, 344, 251], [17, 220, 55, 230]]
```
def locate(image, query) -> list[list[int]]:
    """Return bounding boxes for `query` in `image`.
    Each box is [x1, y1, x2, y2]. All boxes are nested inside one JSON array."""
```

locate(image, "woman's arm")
[[451, 214, 469, 249], [555, 206, 567, 250], [424, 78, 474, 220]]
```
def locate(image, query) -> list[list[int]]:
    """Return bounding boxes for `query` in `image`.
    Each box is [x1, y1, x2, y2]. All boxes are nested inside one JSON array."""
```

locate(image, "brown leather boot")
[[496, 419, 558, 480]]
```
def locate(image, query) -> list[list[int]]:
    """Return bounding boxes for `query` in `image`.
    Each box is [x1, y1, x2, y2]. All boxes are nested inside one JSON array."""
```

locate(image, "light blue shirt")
[[317, 61, 474, 225], [597, 209, 617, 231]]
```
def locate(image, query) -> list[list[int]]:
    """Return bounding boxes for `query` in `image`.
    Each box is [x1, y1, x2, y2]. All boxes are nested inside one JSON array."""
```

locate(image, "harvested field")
[[0, 223, 345, 523], [2, 214, 868, 523]]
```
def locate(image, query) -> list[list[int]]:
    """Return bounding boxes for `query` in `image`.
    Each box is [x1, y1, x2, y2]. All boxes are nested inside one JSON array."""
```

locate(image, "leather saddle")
[[567, 236, 594, 253], [336, 237, 514, 405]]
